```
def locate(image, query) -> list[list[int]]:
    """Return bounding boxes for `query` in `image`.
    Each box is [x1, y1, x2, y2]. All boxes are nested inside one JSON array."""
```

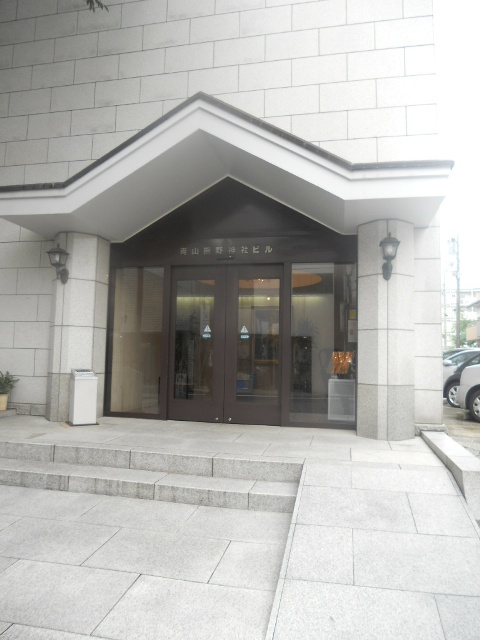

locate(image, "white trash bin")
[[69, 369, 98, 426]]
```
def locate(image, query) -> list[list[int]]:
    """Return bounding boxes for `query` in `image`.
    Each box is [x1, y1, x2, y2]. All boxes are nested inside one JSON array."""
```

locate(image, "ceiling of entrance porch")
[[0, 93, 453, 242]]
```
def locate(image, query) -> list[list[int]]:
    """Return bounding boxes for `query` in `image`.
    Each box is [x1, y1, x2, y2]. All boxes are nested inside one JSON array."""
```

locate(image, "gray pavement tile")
[[232, 433, 313, 445], [436, 594, 480, 640], [408, 493, 479, 537], [351, 461, 403, 469], [76, 495, 197, 533], [0, 441, 54, 463], [209, 424, 282, 434], [0, 517, 118, 565], [303, 462, 352, 488], [130, 449, 213, 475], [351, 449, 444, 466], [28, 431, 125, 444], [171, 439, 271, 455], [286, 524, 353, 584], [389, 438, 431, 451], [95, 574, 272, 640], [154, 473, 253, 509], [1, 625, 105, 639], [296, 485, 417, 532], [209, 541, 284, 591], [0, 622, 11, 633], [273, 580, 444, 639], [69, 476, 156, 500], [0, 514, 20, 531], [84, 527, 228, 583], [0, 560, 138, 635], [249, 481, 297, 513], [53, 444, 131, 468], [213, 454, 303, 481], [353, 529, 480, 595], [0, 461, 69, 492], [0, 486, 106, 521], [66, 465, 167, 500], [351, 466, 457, 494], [311, 435, 392, 450], [264, 444, 351, 460], [0, 557, 17, 573], [178, 505, 291, 544]]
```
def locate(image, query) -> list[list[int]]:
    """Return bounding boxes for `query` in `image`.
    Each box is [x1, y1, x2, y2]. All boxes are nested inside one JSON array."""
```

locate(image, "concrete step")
[[0, 439, 303, 480], [0, 441, 301, 512]]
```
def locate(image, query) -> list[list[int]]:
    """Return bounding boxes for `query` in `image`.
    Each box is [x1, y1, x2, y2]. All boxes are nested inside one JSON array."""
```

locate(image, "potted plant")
[[0, 371, 19, 411]]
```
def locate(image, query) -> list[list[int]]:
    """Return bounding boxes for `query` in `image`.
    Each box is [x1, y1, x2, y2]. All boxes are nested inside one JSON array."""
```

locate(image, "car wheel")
[[468, 389, 480, 423], [445, 381, 460, 408]]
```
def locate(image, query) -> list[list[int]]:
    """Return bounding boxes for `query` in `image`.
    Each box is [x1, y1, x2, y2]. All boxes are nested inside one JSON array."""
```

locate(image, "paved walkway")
[[0, 414, 478, 639]]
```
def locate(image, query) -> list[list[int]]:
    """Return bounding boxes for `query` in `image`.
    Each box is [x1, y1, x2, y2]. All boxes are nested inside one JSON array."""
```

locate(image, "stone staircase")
[[0, 440, 302, 513]]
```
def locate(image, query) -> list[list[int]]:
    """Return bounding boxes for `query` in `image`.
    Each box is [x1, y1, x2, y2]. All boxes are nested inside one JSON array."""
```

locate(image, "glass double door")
[[169, 265, 282, 424]]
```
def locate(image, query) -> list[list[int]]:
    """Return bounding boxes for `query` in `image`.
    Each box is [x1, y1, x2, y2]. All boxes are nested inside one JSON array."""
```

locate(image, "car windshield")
[[458, 353, 480, 370], [447, 351, 479, 366]]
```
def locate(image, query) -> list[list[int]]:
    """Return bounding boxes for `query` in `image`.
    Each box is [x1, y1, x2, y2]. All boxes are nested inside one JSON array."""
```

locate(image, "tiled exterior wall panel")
[[0, 0, 440, 176], [12, 40, 55, 67], [214, 36, 265, 67], [0, 116, 28, 143], [25, 162, 69, 184], [266, 29, 319, 61], [0, 45, 13, 69], [293, 0, 346, 29], [27, 111, 71, 139], [71, 107, 116, 135], [292, 53, 346, 85], [32, 61, 75, 89], [414, 222, 443, 428], [190, 13, 240, 44]]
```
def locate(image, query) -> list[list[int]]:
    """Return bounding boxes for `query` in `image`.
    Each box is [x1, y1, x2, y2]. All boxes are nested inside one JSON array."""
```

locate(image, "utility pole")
[[448, 236, 461, 347]]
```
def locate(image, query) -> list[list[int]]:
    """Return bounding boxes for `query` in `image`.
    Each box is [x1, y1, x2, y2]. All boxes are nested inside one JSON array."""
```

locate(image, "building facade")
[[466, 300, 480, 347], [0, 0, 452, 439]]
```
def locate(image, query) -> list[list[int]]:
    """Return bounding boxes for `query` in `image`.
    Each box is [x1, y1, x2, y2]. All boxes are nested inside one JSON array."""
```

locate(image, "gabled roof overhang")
[[0, 93, 453, 241]]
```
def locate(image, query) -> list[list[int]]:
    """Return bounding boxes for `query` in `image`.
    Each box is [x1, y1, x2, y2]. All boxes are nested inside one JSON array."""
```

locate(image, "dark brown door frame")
[[223, 264, 283, 426], [167, 264, 284, 425], [168, 266, 227, 423]]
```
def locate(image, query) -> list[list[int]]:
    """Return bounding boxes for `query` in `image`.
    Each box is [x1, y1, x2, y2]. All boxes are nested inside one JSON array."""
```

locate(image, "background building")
[[0, 0, 452, 439]]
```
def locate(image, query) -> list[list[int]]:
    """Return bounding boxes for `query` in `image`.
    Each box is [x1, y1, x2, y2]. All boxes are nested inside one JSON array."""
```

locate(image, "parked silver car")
[[457, 363, 480, 423], [443, 349, 480, 385]]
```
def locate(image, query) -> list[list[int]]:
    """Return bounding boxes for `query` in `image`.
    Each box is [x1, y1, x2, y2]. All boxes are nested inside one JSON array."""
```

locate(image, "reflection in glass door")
[[169, 269, 225, 422], [237, 280, 280, 402], [227, 272, 281, 424], [174, 279, 215, 401]]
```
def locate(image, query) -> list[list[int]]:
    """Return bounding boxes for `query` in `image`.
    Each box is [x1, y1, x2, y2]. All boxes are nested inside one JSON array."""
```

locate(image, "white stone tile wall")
[[0, 218, 52, 415], [0, 0, 440, 186], [413, 221, 443, 428]]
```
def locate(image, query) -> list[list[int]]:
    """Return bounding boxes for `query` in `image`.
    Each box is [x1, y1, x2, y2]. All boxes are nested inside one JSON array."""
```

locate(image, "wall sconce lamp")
[[379, 232, 400, 281], [47, 244, 69, 284]]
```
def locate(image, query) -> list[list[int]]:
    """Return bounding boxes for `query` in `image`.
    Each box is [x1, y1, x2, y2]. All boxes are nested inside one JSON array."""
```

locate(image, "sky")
[[434, 0, 479, 290]]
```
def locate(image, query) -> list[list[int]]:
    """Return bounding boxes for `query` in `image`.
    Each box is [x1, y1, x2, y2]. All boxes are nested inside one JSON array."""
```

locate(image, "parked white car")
[[457, 363, 480, 423]]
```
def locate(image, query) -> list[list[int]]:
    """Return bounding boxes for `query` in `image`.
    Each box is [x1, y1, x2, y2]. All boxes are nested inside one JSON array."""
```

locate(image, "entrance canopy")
[[0, 93, 453, 241]]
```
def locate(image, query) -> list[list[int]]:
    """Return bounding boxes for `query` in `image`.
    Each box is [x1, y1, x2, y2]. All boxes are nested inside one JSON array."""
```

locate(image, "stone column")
[[46, 232, 110, 422], [357, 219, 415, 440], [413, 217, 444, 431]]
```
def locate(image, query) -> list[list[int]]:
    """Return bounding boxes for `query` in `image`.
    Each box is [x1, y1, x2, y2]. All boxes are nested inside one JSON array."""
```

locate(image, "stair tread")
[[0, 455, 299, 512], [0, 457, 298, 489], [0, 439, 303, 479]]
